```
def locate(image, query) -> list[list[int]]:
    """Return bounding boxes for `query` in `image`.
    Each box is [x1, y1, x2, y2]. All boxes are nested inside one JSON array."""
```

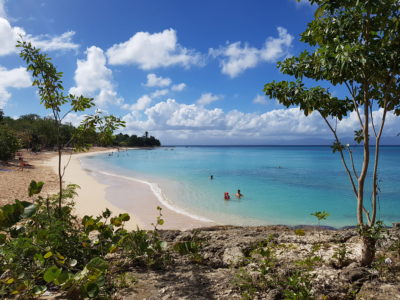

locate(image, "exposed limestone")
[[112, 225, 400, 299]]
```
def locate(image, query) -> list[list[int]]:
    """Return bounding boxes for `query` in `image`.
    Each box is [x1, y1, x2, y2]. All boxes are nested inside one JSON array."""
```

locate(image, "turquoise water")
[[81, 146, 400, 227]]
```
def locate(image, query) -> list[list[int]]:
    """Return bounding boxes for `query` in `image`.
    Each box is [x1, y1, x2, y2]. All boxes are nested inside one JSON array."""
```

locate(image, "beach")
[[44, 148, 216, 230]]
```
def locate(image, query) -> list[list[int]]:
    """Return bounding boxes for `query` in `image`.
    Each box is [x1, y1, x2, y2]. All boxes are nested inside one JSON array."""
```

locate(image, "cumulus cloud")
[[0, 17, 24, 55], [210, 27, 293, 78], [151, 89, 169, 98], [144, 73, 171, 87], [171, 83, 186, 92], [61, 112, 87, 126], [106, 29, 203, 69], [122, 94, 152, 111], [0, 17, 78, 56], [253, 94, 268, 105], [196, 93, 220, 106], [0, 66, 31, 108], [69, 46, 122, 107], [28, 31, 79, 52], [120, 98, 400, 144], [0, 0, 7, 19]]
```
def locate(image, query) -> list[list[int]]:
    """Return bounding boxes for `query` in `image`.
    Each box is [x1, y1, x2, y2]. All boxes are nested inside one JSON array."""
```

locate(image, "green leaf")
[[28, 180, 44, 197], [102, 208, 111, 219], [43, 266, 61, 283], [44, 251, 53, 259], [32, 285, 47, 295], [110, 217, 122, 227], [54, 271, 69, 285], [86, 257, 108, 272], [119, 213, 130, 222], [0, 233, 6, 244], [85, 282, 99, 298]]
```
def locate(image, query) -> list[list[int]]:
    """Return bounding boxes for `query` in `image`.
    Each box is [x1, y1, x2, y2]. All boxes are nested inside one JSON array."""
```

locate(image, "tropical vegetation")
[[264, 0, 400, 266]]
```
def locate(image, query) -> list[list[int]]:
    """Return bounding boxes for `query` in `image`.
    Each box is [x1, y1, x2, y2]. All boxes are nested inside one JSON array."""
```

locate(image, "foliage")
[[265, 0, 400, 265], [331, 243, 352, 268], [311, 211, 329, 222], [282, 270, 314, 300], [120, 207, 170, 268], [234, 236, 316, 299], [0, 181, 140, 298], [114, 132, 161, 147], [0, 125, 21, 161], [173, 231, 204, 263], [294, 228, 306, 236]]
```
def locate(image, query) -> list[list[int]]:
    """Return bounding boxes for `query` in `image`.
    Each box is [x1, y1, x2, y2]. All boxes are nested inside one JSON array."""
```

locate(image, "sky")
[[1, 0, 399, 145]]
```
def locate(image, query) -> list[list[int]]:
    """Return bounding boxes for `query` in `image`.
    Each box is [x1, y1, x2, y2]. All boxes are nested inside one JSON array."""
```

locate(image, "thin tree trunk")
[[371, 100, 388, 225]]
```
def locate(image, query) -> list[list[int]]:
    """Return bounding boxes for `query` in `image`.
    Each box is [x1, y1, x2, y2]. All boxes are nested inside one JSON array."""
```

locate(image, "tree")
[[264, 0, 400, 266], [18, 41, 125, 216], [0, 126, 20, 161]]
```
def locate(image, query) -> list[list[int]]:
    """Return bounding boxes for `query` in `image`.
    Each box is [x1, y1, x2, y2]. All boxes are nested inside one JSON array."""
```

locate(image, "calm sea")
[[81, 146, 400, 228]]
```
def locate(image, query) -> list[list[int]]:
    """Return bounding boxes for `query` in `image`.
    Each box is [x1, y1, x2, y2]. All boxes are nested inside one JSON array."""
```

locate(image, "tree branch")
[[320, 113, 358, 198], [345, 81, 364, 128]]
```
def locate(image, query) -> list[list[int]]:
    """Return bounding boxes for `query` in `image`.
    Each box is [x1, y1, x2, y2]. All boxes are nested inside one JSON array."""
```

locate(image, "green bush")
[[0, 126, 20, 161]]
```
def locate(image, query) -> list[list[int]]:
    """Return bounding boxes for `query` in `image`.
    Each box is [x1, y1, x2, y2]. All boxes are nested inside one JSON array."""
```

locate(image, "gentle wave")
[[85, 166, 214, 223]]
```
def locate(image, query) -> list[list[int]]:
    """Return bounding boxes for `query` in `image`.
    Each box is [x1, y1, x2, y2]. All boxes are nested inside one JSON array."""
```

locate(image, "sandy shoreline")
[[46, 148, 216, 230]]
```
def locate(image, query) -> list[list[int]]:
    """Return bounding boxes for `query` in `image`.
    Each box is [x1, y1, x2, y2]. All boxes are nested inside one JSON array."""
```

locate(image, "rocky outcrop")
[[115, 225, 400, 299]]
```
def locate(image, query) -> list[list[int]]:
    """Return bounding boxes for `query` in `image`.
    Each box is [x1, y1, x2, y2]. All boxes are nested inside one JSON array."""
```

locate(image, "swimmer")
[[210, 175, 214, 180], [224, 192, 230, 200], [235, 189, 243, 198]]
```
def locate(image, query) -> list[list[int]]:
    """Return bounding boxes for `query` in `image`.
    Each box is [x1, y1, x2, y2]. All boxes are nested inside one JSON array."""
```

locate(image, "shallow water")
[[81, 146, 400, 227]]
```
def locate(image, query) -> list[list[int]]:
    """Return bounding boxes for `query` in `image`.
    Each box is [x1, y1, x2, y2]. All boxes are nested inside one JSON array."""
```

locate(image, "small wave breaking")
[[87, 167, 213, 223]]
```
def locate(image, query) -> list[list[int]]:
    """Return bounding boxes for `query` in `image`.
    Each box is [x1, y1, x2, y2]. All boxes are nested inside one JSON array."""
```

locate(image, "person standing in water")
[[235, 189, 243, 198]]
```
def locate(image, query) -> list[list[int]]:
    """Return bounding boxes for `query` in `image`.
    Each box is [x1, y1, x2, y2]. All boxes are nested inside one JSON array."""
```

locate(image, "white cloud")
[[0, 66, 31, 108], [196, 93, 220, 106], [0, 0, 7, 18], [0, 17, 25, 55], [171, 83, 186, 92], [121, 98, 400, 144], [210, 27, 293, 78], [151, 89, 169, 98], [122, 94, 152, 111], [293, 0, 312, 6], [252, 94, 268, 105], [144, 73, 171, 87], [69, 46, 122, 107], [106, 29, 203, 69], [260, 27, 293, 62], [0, 17, 78, 56], [28, 31, 79, 52], [62, 112, 86, 126]]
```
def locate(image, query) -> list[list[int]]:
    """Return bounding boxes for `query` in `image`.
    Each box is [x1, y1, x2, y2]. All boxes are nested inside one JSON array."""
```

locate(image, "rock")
[[392, 222, 400, 229], [222, 247, 244, 267], [334, 230, 357, 243], [357, 282, 400, 300], [341, 267, 369, 283], [266, 289, 282, 300]]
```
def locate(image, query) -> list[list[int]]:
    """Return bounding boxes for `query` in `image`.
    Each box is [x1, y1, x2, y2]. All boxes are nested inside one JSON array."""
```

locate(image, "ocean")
[[81, 146, 400, 228]]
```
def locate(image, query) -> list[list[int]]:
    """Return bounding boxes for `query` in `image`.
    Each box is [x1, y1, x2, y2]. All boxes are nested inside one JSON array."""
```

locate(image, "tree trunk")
[[360, 235, 376, 266]]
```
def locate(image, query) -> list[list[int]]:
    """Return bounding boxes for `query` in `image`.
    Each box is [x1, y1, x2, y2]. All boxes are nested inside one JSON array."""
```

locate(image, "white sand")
[[47, 149, 216, 231]]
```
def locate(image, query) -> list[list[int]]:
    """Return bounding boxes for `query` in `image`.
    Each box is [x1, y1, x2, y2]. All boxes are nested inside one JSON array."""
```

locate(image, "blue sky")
[[1, 0, 399, 145]]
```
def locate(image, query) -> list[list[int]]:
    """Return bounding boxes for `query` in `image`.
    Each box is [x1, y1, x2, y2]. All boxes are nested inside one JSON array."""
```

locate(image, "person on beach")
[[18, 157, 33, 170], [224, 192, 230, 200], [235, 189, 243, 198]]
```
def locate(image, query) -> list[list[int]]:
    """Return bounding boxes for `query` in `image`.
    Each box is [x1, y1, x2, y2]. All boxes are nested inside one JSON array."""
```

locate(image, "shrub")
[[0, 126, 20, 161]]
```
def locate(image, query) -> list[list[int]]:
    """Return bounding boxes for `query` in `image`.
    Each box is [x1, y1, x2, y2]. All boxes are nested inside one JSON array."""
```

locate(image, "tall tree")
[[264, 0, 400, 266], [18, 41, 125, 216]]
